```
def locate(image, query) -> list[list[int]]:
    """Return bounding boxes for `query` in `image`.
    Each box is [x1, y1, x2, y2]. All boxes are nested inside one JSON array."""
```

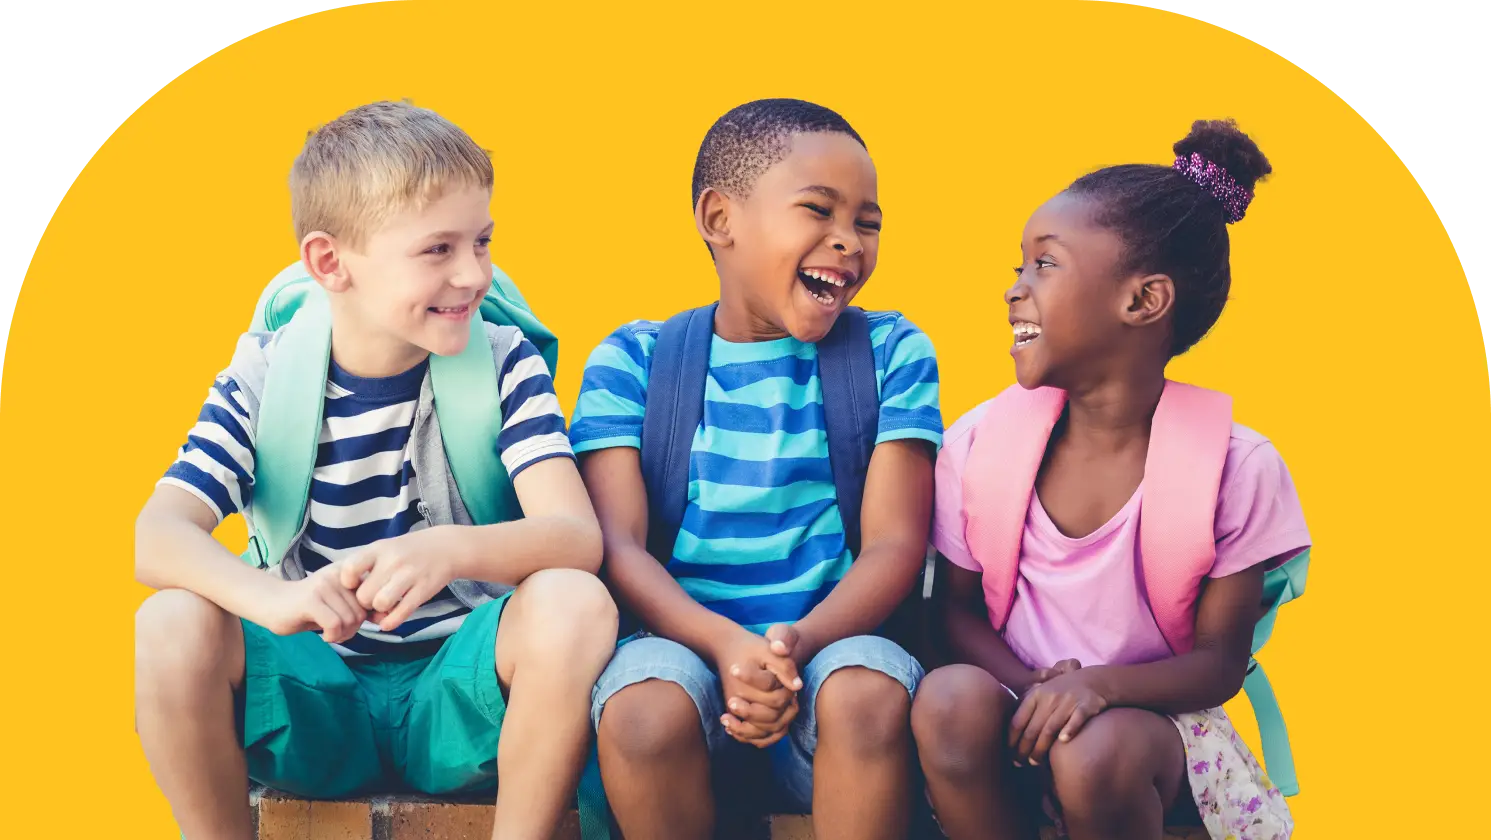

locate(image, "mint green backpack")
[[241, 261, 611, 840]]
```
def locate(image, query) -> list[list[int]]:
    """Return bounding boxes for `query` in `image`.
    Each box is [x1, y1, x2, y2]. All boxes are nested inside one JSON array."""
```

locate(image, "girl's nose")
[[1004, 282, 1028, 306]]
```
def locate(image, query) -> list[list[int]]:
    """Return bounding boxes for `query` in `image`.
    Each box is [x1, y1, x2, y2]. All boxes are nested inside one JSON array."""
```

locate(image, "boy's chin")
[[415, 327, 473, 358]]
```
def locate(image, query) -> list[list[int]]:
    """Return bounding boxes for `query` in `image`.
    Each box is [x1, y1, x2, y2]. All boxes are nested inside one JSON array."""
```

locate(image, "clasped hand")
[[716, 624, 806, 748]]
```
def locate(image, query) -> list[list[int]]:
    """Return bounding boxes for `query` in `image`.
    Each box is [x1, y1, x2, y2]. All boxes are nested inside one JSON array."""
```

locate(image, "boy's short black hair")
[[1067, 119, 1272, 356], [691, 99, 866, 210]]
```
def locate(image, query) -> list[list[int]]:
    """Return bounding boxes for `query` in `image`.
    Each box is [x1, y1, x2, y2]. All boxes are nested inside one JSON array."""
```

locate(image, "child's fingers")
[[1027, 704, 1072, 766], [726, 696, 792, 724], [722, 676, 790, 708], [1058, 706, 1095, 744], [760, 655, 803, 692], [339, 553, 378, 590], [764, 624, 799, 657], [1008, 694, 1039, 749], [727, 663, 779, 692], [369, 570, 416, 615], [720, 713, 773, 743], [378, 581, 434, 632], [1011, 700, 1052, 763]]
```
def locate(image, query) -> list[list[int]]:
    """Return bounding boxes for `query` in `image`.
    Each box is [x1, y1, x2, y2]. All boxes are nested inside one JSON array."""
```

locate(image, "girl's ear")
[[1121, 273, 1174, 326]]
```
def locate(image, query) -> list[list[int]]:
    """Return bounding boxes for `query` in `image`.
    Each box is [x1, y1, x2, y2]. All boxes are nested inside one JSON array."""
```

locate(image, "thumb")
[[765, 624, 799, 657]]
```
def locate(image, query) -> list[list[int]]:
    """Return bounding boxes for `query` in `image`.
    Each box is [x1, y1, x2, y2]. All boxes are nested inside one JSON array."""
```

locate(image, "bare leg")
[[491, 568, 619, 840], [911, 665, 1032, 840], [596, 680, 714, 840], [1048, 708, 1187, 840], [812, 667, 915, 840], [135, 590, 250, 840]]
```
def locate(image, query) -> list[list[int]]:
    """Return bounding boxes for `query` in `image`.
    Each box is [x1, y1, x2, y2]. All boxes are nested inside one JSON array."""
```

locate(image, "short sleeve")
[[870, 314, 943, 448], [494, 334, 573, 479], [930, 405, 988, 572], [568, 323, 656, 454], [1209, 438, 1312, 579], [158, 373, 257, 524]]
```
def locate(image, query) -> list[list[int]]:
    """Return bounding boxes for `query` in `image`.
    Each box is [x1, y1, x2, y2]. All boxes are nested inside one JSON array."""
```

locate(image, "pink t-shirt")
[[932, 402, 1312, 670]]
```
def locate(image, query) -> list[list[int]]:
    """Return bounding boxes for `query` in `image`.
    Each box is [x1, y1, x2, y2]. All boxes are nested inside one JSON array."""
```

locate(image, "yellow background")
[[2, 0, 1483, 835]]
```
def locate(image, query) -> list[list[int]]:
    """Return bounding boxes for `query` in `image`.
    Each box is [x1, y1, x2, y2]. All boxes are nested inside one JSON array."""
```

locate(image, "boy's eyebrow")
[[799, 185, 882, 213], [421, 222, 496, 240]]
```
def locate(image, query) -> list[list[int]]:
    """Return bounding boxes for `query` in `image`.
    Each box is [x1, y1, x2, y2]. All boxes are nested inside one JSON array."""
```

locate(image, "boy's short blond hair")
[[290, 100, 493, 248]]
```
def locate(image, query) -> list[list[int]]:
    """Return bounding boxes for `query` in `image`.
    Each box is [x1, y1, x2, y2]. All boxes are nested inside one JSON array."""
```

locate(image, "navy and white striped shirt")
[[160, 333, 572, 656]]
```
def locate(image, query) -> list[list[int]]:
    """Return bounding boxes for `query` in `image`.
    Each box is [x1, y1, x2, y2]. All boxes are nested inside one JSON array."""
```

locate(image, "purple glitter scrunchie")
[[1173, 152, 1252, 223]]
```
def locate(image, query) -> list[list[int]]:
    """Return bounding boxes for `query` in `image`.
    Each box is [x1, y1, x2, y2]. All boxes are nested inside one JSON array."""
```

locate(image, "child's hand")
[[764, 623, 801, 663], [1028, 658, 1082, 687], [339, 528, 457, 632], [1008, 669, 1108, 767], [714, 630, 802, 748], [258, 564, 369, 644]]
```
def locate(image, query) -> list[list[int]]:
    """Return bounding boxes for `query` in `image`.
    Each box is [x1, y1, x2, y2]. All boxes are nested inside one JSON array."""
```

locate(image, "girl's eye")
[[426, 243, 450, 256], [1012, 265, 1025, 277], [803, 203, 830, 217], [1035, 257, 1056, 269]]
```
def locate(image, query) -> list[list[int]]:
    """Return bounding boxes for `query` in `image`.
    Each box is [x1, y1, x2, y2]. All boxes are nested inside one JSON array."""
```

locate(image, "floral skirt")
[[1043, 707, 1292, 840], [926, 707, 1293, 840]]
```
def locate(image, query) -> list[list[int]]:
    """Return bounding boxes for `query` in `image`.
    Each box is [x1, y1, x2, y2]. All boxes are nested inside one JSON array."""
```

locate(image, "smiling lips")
[[1012, 320, 1042, 350], [799, 266, 857, 306]]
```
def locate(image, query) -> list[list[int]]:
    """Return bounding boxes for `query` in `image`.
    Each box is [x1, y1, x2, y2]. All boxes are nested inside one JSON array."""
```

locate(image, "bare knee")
[[135, 590, 241, 695], [912, 665, 1015, 779], [1049, 709, 1179, 816], [598, 680, 705, 767], [509, 568, 618, 660], [816, 666, 912, 755]]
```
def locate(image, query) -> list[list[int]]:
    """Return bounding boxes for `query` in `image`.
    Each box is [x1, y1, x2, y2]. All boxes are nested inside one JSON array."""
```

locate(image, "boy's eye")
[[476, 237, 492, 249], [426, 243, 450, 256], [856, 219, 882, 232], [802, 203, 831, 217]]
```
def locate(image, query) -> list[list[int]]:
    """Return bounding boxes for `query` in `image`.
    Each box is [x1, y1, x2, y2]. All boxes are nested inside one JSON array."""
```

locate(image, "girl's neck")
[[1060, 367, 1167, 451]]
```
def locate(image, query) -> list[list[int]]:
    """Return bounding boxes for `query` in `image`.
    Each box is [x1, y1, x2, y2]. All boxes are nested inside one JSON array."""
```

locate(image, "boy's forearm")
[[793, 541, 923, 665], [446, 514, 604, 585], [605, 544, 743, 663], [942, 606, 1038, 694], [1085, 648, 1247, 715], [135, 511, 282, 620]]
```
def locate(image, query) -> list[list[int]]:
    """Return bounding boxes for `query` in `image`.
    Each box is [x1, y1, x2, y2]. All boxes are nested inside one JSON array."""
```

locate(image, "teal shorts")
[[239, 592, 511, 798]]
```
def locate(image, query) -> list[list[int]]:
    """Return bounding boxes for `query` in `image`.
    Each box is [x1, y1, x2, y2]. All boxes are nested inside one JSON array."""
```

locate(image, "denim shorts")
[[591, 632, 924, 811]]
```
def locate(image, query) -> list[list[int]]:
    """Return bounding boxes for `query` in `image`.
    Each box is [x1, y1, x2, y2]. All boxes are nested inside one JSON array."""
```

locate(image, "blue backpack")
[[242, 261, 611, 840], [637, 303, 926, 650]]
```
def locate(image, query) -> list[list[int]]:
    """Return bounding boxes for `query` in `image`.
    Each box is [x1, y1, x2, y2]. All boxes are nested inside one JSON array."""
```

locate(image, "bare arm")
[[1084, 563, 1265, 714], [790, 439, 934, 664], [578, 447, 745, 663], [135, 485, 286, 619], [934, 555, 1042, 693], [442, 455, 604, 584]]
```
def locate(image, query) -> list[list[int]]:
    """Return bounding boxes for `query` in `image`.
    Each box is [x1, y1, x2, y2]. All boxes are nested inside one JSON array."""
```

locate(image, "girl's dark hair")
[[1067, 119, 1272, 356]]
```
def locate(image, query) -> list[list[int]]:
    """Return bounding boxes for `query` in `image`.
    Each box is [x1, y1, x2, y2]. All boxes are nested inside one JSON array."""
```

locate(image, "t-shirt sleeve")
[[1209, 440, 1312, 579], [568, 324, 653, 454], [930, 407, 985, 572], [158, 373, 257, 524], [872, 315, 944, 448], [494, 334, 574, 479]]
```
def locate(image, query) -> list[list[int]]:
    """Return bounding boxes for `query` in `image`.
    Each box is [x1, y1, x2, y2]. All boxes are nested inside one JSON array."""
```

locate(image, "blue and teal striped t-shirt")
[[569, 310, 943, 632]]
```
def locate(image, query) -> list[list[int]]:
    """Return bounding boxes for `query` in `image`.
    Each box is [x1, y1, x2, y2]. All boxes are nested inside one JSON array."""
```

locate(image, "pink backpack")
[[958, 380, 1307, 795]]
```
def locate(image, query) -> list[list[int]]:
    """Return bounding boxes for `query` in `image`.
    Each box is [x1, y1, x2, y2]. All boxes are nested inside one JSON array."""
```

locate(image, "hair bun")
[[1173, 119, 1272, 192]]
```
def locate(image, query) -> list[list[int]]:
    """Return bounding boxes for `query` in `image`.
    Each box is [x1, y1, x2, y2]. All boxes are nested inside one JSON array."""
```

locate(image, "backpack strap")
[[817, 307, 879, 556], [428, 316, 521, 527], [640, 304, 716, 562], [249, 293, 333, 568], [1139, 381, 1232, 654], [961, 385, 1067, 629]]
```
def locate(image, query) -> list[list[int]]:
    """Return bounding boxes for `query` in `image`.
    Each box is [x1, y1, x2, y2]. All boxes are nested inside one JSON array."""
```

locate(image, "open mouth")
[[1012, 320, 1042, 350], [797, 267, 856, 307], [428, 303, 474, 320]]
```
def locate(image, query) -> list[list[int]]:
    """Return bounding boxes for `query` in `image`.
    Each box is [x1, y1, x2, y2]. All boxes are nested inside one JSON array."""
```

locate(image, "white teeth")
[[1012, 322, 1041, 341], [802, 269, 847, 287]]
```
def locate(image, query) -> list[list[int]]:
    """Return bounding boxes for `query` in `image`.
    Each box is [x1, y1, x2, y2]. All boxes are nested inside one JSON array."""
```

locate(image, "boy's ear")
[[695, 188, 734, 251], [1121, 273, 1174, 327], [301, 231, 352, 293]]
